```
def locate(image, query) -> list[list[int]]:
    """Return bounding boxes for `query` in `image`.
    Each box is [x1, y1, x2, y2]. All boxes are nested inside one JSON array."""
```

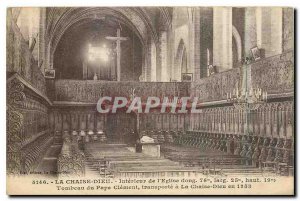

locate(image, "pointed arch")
[[232, 25, 242, 63], [175, 39, 187, 80]]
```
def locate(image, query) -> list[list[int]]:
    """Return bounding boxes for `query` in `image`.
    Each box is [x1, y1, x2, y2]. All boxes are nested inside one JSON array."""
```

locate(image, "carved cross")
[[106, 29, 128, 81]]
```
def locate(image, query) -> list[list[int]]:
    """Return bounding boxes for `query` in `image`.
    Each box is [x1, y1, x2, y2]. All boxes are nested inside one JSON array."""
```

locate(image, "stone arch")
[[175, 39, 187, 80], [45, 7, 160, 81], [171, 7, 195, 81], [181, 47, 187, 74], [232, 25, 242, 65]]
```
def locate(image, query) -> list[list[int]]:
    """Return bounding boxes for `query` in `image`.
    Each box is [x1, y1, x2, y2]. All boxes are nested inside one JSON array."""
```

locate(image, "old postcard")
[[6, 7, 294, 195]]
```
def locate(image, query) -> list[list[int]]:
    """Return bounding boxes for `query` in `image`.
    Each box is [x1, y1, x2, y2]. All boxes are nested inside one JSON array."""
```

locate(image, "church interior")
[[7, 7, 294, 178]]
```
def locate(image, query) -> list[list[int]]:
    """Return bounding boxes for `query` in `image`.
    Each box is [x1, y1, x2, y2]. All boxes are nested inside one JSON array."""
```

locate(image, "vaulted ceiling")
[[45, 7, 172, 68]]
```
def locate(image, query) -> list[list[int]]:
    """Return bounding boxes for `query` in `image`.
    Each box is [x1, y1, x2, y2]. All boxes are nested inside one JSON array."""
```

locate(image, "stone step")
[[86, 156, 156, 161], [223, 169, 262, 174], [86, 161, 180, 169], [116, 166, 193, 171]]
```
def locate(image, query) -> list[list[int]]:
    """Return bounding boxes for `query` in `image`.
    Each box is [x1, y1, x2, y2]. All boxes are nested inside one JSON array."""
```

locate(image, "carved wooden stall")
[[6, 13, 53, 175], [7, 74, 52, 175], [188, 50, 294, 173], [48, 81, 191, 144], [57, 136, 85, 177]]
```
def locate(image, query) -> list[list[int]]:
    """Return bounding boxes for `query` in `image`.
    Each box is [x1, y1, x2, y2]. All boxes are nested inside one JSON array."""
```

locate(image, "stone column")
[[199, 7, 213, 78], [255, 8, 283, 58], [150, 40, 157, 82], [270, 8, 283, 56], [38, 7, 46, 71], [213, 7, 233, 72], [167, 28, 174, 82], [144, 39, 152, 82], [283, 8, 294, 52], [193, 8, 201, 81], [244, 7, 257, 58], [159, 31, 168, 81]]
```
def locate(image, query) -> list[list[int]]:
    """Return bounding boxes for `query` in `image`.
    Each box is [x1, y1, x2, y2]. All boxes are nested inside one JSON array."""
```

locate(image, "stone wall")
[[283, 8, 294, 52], [7, 10, 46, 96]]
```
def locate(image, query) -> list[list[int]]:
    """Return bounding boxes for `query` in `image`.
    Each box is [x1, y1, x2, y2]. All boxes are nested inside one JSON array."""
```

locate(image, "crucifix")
[[106, 29, 128, 81]]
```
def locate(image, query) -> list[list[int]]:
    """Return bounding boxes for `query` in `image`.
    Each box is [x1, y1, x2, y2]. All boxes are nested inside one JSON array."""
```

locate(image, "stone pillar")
[[244, 8, 257, 58], [270, 8, 283, 56], [282, 8, 294, 52], [150, 40, 157, 82], [199, 7, 213, 78], [213, 7, 232, 72], [167, 29, 174, 81], [38, 7, 46, 72], [256, 8, 283, 58], [193, 8, 201, 81], [145, 40, 152, 82], [156, 33, 162, 81], [140, 48, 146, 81], [159, 31, 168, 81]]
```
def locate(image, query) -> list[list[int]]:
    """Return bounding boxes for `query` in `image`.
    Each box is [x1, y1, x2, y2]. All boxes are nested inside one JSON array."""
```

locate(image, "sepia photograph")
[[5, 5, 295, 196]]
